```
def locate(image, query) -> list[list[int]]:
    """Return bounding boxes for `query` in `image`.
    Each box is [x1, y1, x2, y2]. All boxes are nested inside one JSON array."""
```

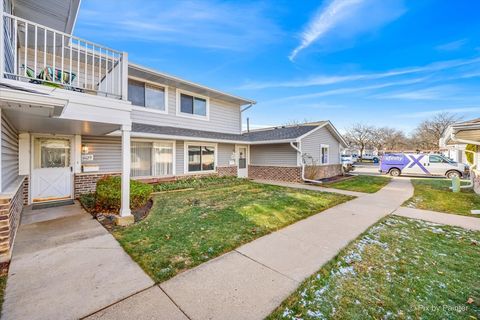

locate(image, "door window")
[[239, 147, 247, 169], [34, 138, 70, 168]]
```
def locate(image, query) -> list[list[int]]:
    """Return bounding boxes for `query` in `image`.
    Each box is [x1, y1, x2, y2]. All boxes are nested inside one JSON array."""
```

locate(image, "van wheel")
[[446, 170, 461, 179], [389, 168, 401, 177]]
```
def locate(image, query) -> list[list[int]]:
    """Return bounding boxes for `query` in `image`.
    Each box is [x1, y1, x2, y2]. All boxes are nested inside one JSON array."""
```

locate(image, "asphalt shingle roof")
[[132, 122, 323, 143]]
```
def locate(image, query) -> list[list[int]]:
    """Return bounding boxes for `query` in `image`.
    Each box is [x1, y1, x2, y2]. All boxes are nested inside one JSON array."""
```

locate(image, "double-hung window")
[[187, 144, 215, 172], [131, 141, 173, 177], [128, 80, 167, 112], [320, 145, 329, 164], [179, 92, 208, 117]]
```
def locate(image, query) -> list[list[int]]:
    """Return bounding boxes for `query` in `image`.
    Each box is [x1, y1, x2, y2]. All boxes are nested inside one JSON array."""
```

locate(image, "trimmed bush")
[[153, 176, 241, 192], [466, 144, 477, 165], [96, 176, 153, 213]]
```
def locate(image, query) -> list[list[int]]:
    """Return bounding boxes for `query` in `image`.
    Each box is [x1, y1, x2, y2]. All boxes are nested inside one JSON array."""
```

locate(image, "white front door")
[[31, 137, 73, 202], [237, 146, 248, 178]]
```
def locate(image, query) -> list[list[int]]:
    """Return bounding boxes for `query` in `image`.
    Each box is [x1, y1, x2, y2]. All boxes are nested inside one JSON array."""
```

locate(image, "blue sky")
[[75, 0, 480, 133]]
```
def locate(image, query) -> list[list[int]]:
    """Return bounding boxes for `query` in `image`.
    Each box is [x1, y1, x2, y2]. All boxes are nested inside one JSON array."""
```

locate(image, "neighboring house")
[[0, 0, 347, 261], [440, 118, 480, 194]]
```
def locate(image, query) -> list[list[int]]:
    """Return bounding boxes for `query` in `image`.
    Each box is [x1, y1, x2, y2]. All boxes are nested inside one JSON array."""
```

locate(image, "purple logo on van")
[[381, 153, 430, 174]]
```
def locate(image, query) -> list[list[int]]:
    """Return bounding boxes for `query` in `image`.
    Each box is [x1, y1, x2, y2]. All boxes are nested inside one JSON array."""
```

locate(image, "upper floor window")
[[128, 80, 166, 112], [178, 91, 208, 118]]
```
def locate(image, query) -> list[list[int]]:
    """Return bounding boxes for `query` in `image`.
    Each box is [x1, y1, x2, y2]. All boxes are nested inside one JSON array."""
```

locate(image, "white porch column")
[[120, 125, 131, 217]]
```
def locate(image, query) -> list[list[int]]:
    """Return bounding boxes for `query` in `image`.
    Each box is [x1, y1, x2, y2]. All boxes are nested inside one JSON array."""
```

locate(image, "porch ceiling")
[[13, 0, 81, 34], [3, 108, 120, 135], [456, 129, 480, 143]]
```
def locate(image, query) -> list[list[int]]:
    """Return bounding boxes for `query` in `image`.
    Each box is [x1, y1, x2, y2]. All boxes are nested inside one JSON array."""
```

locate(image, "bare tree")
[[411, 112, 462, 150], [344, 123, 374, 158]]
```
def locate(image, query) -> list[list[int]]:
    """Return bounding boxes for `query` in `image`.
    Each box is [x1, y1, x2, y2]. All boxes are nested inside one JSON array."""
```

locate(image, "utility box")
[[451, 176, 461, 193]]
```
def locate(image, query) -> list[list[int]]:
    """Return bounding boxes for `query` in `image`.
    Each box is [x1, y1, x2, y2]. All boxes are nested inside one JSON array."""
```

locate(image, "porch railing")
[[1, 12, 128, 100]]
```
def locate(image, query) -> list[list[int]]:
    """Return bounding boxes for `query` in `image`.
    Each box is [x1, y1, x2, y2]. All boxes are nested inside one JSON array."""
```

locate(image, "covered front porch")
[[0, 84, 134, 262]]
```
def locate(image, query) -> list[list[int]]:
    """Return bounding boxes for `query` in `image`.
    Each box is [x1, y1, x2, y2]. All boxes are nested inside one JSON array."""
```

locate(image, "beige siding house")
[[0, 0, 347, 262]]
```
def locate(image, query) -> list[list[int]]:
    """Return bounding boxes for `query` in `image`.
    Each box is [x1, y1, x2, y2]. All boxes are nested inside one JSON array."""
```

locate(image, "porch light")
[[82, 145, 89, 154]]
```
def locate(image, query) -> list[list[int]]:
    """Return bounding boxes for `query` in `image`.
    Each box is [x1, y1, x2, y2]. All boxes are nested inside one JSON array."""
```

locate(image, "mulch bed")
[[316, 174, 355, 184], [0, 262, 9, 277], [80, 197, 154, 230]]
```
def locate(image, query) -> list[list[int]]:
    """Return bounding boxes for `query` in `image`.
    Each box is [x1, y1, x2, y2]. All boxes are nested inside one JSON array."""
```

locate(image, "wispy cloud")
[[76, 1, 281, 51], [398, 107, 480, 119], [289, 0, 406, 60], [435, 39, 468, 51], [240, 57, 480, 89], [261, 77, 426, 105], [373, 85, 457, 100], [289, 0, 364, 61]]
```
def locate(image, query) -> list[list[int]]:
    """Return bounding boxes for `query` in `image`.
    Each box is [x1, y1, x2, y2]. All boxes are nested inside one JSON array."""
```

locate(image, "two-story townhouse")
[[0, 0, 347, 261]]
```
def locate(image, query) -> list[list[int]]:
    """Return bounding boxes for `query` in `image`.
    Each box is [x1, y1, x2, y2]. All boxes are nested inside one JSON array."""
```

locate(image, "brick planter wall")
[[0, 176, 27, 262], [74, 172, 121, 198], [305, 164, 343, 180], [217, 166, 237, 177], [248, 165, 302, 183]]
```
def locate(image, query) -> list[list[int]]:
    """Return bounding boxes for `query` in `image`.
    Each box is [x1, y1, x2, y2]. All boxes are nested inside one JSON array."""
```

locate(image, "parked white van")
[[380, 153, 468, 178]]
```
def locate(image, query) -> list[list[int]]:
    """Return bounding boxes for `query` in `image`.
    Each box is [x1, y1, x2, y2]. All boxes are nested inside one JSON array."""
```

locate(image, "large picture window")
[[128, 80, 166, 112], [131, 141, 173, 177], [179, 92, 208, 117], [187, 144, 215, 172]]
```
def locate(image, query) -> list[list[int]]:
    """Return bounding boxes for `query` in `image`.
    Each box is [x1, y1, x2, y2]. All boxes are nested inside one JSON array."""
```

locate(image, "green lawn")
[[404, 179, 480, 217], [323, 175, 391, 193], [113, 179, 353, 283], [269, 216, 480, 319], [0, 274, 6, 314]]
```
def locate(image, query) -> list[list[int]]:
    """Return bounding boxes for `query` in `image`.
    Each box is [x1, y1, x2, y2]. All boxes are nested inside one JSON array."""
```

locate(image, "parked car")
[[380, 153, 467, 178], [341, 154, 354, 164], [361, 154, 380, 162]]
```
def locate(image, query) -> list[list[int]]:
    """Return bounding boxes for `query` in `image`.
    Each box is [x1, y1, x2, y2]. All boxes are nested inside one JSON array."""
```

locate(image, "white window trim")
[[176, 89, 210, 121], [131, 139, 176, 177], [184, 141, 218, 174], [129, 77, 169, 114], [320, 144, 329, 165]]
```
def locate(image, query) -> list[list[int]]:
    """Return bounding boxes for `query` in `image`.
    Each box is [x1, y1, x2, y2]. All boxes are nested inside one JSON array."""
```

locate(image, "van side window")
[[429, 155, 446, 163]]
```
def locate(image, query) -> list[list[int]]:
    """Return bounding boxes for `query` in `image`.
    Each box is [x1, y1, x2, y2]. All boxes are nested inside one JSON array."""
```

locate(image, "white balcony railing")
[[1, 12, 128, 100]]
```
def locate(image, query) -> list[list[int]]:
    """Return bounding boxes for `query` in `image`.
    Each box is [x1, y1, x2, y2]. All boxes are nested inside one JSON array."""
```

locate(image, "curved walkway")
[[2, 204, 154, 320], [90, 178, 414, 320], [394, 207, 480, 231]]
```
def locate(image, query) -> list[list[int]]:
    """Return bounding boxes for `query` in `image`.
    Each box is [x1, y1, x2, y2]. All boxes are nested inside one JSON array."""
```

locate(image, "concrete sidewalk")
[[151, 178, 413, 320], [2, 204, 156, 320], [394, 207, 480, 231]]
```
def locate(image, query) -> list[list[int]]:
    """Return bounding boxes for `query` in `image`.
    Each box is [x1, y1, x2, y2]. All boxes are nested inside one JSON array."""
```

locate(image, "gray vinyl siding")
[[301, 127, 341, 164], [131, 86, 242, 134], [250, 144, 298, 167], [218, 143, 235, 166], [82, 136, 122, 172], [176, 140, 184, 175], [1, 114, 19, 190]]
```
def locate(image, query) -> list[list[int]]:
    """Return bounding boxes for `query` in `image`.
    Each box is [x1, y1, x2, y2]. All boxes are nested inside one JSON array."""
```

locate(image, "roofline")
[[440, 121, 480, 147], [108, 131, 296, 145], [296, 121, 348, 147], [128, 63, 256, 106], [65, 0, 82, 34]]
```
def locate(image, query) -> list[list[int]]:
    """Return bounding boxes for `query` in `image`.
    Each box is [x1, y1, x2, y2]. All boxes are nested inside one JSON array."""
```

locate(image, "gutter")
[[290, 142, 323, 185]]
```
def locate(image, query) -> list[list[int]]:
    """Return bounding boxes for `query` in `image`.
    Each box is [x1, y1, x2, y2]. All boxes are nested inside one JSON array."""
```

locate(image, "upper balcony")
[[1, 12, 128, 100]]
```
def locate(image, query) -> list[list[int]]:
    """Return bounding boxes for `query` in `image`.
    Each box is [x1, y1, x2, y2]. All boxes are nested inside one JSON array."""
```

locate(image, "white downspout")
[[290, 142, 322, 184]]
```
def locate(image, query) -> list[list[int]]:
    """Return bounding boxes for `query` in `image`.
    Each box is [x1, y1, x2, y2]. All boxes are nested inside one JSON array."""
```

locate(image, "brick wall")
[[217, 166, 237, 177], [0, 177, 27, 262], [22, 176, 29, 205], [304, 164, 343, 180], [74, 172, 121, 198], [248, 165, 302, 183]]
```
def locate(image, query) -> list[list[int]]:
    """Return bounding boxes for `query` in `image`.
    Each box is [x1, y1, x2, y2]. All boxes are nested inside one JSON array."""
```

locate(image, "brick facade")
[[248, 165, 302, 183], [217, 166, 238, 177], [74, 172, 121, 198], [304, 164, 343, 180], [0, 177, 27, 262]]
